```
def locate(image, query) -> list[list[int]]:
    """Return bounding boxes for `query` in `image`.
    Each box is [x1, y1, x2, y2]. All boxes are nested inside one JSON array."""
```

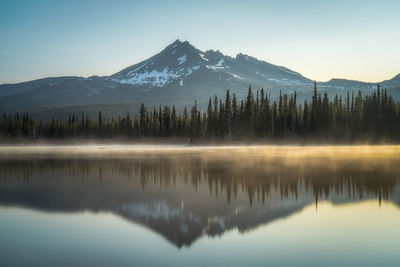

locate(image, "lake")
[[0, 145, 400, 267]]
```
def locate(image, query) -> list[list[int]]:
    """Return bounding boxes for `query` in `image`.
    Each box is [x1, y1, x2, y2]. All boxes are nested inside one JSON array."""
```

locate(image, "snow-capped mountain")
[[108, 40, 312, 91], [110, 40, 205, 88], [0, 39, 399, 118]]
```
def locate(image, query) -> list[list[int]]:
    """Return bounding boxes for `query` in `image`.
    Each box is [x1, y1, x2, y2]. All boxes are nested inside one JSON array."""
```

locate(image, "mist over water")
[[1, 145, 400, 266]]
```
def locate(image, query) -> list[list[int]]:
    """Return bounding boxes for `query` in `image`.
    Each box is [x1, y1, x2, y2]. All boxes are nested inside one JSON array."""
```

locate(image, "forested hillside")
[[1, 83, 399, 143]]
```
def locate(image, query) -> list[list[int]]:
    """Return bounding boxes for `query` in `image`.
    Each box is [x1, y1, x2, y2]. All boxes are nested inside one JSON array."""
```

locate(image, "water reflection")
[[0, 146, 400, 248]]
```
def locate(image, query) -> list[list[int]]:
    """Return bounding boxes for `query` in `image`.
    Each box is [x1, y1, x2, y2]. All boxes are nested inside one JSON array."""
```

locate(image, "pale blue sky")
[[1, 0, 399, 83]]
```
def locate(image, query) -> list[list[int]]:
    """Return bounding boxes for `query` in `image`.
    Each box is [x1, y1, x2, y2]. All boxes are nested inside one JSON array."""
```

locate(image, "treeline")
[[1, 83, 399, 143]]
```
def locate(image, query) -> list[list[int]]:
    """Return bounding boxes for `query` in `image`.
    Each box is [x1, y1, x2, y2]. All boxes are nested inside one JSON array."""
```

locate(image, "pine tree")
[[139, 103, 147, 138]]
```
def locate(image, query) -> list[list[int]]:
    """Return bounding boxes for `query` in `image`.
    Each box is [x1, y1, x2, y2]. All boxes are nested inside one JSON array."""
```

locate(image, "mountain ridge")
[[1, 39, 399, 118]]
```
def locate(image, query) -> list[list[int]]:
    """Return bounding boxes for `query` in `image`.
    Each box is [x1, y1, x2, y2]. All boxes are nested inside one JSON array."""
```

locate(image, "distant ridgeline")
[[0, 83, 399, 143]]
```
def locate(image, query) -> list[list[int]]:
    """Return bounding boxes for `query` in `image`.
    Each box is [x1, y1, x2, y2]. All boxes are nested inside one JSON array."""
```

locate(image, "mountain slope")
[[0, 39, 399, 118]]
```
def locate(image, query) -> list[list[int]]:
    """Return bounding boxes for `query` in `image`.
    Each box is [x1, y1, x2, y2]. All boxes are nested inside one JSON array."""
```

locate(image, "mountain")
[[1, 39, 399, 118]]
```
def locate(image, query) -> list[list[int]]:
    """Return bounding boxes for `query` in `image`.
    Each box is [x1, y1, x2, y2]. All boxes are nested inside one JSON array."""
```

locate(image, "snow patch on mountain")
[[177, 54, 187, 65], [117, 67, 181, 87], [230, 73, 243, 80], [216, 59, 225, 68], [113, 63, 203, 87], [206, 58, 226, 70], [127, 62, 149, 75], [186, 65, 200, 76], [199, 53, 209, 61]]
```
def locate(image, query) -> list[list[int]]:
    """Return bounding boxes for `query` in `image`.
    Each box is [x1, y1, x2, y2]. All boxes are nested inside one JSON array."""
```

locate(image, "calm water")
[[0, 145, 400, 267]]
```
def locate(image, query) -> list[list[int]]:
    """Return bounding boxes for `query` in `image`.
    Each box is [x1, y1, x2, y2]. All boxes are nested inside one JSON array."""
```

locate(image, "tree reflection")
[[1, 148, 399, 247], [1, 150, 399, 205]]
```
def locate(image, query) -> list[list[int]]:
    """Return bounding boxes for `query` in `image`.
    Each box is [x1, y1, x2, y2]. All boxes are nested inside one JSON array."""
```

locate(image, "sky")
[[0, 0, 399, 84]]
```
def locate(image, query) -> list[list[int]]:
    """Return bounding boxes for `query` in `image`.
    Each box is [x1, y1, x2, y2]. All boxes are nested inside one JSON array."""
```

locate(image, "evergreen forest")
[[1, 83, 399, 143]]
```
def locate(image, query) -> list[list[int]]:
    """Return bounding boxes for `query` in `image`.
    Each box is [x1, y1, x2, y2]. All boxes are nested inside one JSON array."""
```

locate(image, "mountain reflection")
[[0, 146, 399, 247]]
